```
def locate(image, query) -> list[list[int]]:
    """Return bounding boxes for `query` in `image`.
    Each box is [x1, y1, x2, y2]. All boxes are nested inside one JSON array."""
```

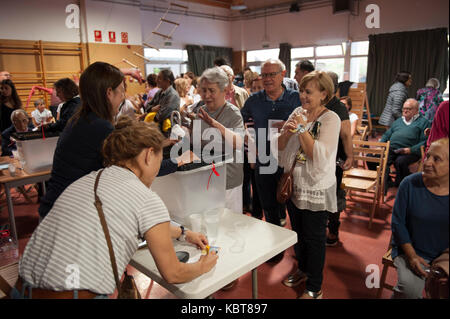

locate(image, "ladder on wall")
[[143, 2, 188, 51]]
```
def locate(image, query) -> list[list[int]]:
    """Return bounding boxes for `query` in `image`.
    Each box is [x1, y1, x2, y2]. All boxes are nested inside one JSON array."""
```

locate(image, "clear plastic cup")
[[204, 209, 220, 243]]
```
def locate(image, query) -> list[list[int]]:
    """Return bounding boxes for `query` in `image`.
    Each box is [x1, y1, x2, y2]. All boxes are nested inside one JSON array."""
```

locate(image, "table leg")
[[4, 186, 18, 244], [252, 268, 258, 299]]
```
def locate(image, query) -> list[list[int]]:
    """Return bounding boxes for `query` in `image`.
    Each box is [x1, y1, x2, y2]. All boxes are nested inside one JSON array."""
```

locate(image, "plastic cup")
[[189, 214, 202, 233], [204, 209, 220, 243], [8, 164, 16, 177]]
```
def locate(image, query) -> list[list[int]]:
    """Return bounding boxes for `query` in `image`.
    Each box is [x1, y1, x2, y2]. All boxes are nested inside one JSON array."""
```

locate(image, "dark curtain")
[[279, 43, 292, 78], [366, 28, 448, 116], [186, 45, 233, 76]]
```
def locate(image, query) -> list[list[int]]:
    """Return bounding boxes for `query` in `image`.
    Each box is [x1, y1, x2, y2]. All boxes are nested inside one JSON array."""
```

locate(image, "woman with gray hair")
[[196, 67, 245, 215], [416, 77, 443, 122]]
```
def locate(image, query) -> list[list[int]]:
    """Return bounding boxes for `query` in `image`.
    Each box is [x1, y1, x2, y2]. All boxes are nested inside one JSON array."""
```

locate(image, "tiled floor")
[[1, 181, 400, 299]]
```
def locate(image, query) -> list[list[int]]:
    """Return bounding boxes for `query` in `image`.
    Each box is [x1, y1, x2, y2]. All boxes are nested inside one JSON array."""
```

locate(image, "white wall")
[[231, 0, 449, 51], [84, 0, 142, 45], [0, 0, 81, 42]]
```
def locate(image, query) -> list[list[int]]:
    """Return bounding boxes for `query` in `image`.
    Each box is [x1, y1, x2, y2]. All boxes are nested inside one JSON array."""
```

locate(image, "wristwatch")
[[296, 124, 306, 134], [177, 225, 187, 241]]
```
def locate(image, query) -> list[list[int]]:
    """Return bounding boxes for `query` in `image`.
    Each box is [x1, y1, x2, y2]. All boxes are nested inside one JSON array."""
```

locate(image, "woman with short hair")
[[416, 78, 443, 122], [14, 116, 218, 299], [275, 71, 341, 299], [391, 137, 449, 299]]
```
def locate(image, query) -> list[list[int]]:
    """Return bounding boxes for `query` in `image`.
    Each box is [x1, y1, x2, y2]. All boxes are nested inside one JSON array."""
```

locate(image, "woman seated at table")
[[275, 71, 341, 299], [391, 137, 449, 299], [13, 117, 218, 299]]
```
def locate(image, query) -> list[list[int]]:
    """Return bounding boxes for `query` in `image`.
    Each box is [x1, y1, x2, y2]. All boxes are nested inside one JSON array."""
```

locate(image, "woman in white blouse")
[[275, 71, 341, 299]]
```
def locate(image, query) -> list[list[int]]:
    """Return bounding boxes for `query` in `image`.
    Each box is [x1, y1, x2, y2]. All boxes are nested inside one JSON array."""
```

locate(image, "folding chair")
[[342, 140, 390, 228], [376, 235, 396, 298], [353, 125, 368, 141]]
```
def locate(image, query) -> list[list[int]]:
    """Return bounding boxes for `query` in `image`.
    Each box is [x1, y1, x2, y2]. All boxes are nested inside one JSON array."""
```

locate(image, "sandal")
[[298, 290, 323, 299]]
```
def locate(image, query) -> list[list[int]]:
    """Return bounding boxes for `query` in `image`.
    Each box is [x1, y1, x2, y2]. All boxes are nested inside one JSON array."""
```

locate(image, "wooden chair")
[[377, 247, 396, 298], [353, 125, 368, 141], [417, 145, 425, 173], [347, 83, 373, 134], [342, 140, 390, 228]]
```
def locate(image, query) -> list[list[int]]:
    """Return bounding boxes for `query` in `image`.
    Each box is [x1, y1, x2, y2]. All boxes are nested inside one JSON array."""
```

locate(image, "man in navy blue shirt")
[[241, 59, 300, 233]]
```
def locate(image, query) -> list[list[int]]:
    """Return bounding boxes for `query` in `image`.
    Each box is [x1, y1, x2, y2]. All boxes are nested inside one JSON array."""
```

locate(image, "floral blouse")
[[416, 87, 443, 122]]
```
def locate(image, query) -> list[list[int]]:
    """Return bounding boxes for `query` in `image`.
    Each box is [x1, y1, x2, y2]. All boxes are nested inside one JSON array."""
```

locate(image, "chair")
[[416, 145, 425, 173], [347, 83, 373, 134], [376, 236, 396, 298], [342, 140, 390, 228], [353, 125, 368, 141]]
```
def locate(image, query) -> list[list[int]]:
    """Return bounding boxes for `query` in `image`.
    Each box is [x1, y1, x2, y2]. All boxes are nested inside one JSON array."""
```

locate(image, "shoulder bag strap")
[[93, 169, 122, 295]]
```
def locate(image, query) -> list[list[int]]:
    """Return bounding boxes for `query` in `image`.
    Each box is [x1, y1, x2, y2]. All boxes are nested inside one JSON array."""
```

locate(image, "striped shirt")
[[19, 166, 170, 294]]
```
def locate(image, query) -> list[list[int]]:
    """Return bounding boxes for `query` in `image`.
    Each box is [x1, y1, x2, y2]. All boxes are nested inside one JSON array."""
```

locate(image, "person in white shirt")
[[340, 96, 358, 137], [31, 98, 54, 126], [275, 71, 341, 299]]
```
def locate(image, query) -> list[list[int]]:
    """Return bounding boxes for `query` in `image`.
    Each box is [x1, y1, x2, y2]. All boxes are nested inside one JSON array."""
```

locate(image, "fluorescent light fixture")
[[230, 0, 247, 10]]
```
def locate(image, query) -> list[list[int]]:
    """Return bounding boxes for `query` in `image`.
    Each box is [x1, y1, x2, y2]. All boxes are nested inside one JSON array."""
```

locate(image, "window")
[[349, 41, 369, 83], [246, 48, 280, 74], [290, 44, 345, 81], [144, 48, 188, 77]]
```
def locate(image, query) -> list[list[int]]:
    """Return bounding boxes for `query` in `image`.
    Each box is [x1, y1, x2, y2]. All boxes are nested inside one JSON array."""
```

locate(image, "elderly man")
[[1, 109, 34, 156], [0, 70, 11, 81], [325, 71, 354, 246], [378, 98, 431, 189], [294, 60, 314, 86], [241, 59, 300, 235], [141, 69, 180, 135], [219, 65, 249, 109]]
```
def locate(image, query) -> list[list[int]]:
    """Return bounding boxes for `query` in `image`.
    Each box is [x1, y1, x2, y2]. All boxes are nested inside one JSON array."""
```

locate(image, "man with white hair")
[[377, 98, 431, 190], [219, 65, 249, 109], [241, 59, 300, 241], [1, 109, 33, 156]]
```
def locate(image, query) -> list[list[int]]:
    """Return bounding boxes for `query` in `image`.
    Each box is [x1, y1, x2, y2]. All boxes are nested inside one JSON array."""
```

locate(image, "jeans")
[[254, 160, 284, 226], [287, 200, 329, 293]]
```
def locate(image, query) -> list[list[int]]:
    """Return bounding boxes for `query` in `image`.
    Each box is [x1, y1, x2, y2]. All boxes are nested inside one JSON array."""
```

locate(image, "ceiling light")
[[230, 0, 247, 10]]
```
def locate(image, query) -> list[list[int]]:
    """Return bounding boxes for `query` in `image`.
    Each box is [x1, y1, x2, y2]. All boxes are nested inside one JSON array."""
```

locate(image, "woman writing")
[[14, 117, 218, 298], [275, 71, 341, 299]]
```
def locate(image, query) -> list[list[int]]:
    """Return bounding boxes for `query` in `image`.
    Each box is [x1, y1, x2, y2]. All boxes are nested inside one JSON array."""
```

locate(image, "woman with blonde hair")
[[174, 77, 194, 113], [275, 71, 341, 299], [14, 116, 218, 299]]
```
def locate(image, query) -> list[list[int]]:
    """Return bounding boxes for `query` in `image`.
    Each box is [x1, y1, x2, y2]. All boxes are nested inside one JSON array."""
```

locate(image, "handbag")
[[425, 248, 449, 299], [94, 169, 141, 299], [276, 158, 297, 204]]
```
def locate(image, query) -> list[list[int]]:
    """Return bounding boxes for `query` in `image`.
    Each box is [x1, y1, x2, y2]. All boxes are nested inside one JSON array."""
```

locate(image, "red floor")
[[1, 177, 401, 299]]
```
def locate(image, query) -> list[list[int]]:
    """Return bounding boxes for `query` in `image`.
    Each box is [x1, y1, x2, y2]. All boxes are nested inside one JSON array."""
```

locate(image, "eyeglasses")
[[261, 71, 281, 79]]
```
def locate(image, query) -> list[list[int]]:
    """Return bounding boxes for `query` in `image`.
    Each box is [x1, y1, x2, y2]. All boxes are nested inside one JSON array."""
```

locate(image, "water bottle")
[[0, 229, 19, 266]]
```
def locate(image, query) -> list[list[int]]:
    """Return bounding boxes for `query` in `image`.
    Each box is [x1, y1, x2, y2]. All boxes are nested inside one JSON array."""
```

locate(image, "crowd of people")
[[0, 55, 447, 299]]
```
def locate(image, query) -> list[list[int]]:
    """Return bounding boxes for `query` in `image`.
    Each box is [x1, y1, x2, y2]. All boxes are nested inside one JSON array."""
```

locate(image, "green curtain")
[[186, 45, 233, 76], [366, 28, 449, 116], [279, 43, 292, 78]]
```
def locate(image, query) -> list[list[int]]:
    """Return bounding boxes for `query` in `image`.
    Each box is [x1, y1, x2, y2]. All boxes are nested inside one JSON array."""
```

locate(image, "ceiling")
[[179, 0, 327, 11]]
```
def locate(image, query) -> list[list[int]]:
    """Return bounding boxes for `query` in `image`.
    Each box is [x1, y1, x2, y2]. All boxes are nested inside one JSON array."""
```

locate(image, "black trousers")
[[287, 200, 329, 293], [327, 165, 344, 236], [242, 152, 262, 218], [367, 150, 421, 188], [254, 160, 284, 226]]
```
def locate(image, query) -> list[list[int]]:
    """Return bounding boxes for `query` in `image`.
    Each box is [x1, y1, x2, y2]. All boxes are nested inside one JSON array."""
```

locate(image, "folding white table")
[[130, 209, 297, 299]]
